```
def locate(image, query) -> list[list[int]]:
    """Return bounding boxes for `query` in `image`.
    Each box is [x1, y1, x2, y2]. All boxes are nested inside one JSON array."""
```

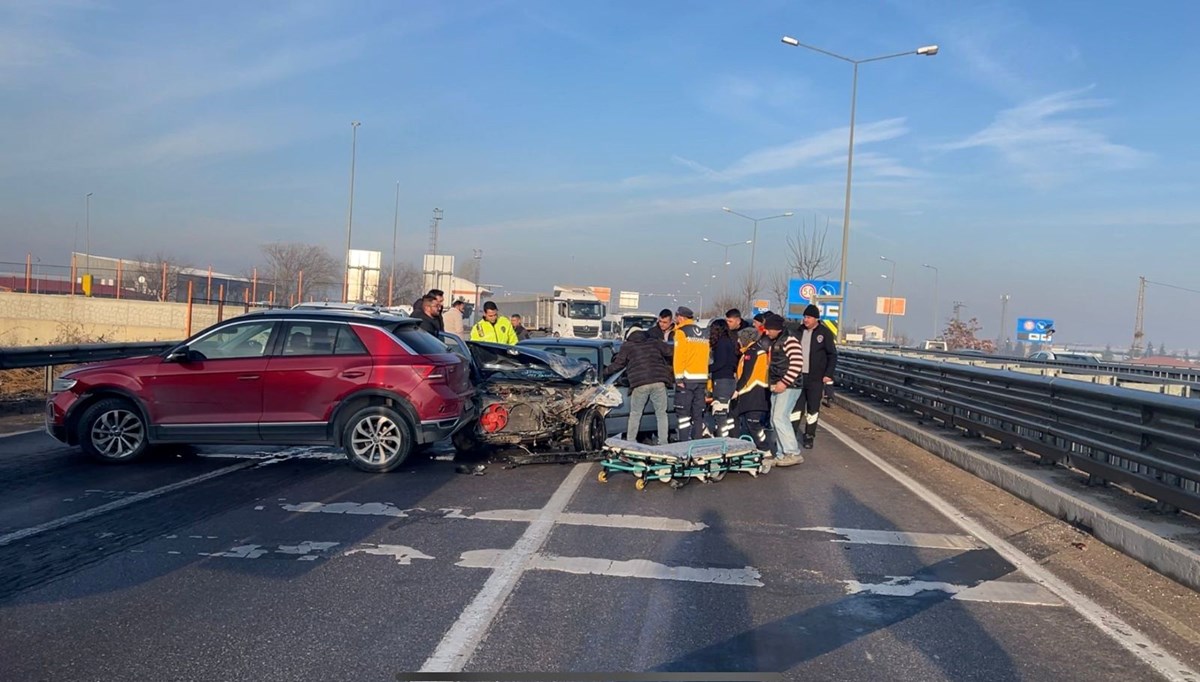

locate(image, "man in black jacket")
[[411, 295, 441, 335], [604, 330, 672, 445], [796, 304, 838, 449]]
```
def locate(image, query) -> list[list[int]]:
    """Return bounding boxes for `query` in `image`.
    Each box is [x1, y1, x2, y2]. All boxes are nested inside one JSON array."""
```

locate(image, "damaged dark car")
[[444, 338, 622, 454]]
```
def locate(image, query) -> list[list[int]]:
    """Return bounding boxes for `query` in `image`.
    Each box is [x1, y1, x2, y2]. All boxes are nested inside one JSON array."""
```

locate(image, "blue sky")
[[2, 0, 1198, 348]]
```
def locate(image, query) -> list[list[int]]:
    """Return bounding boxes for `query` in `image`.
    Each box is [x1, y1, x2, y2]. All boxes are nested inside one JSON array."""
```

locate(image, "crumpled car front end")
[[455, 342, 620, 451]]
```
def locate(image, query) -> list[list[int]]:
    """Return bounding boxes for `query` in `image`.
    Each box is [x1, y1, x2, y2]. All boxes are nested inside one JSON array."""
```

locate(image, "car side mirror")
[[166, 347, 200, 363]]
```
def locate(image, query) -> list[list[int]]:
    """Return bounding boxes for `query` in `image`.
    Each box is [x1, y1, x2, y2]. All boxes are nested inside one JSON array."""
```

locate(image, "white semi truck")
[[495, 285, 605, 338]]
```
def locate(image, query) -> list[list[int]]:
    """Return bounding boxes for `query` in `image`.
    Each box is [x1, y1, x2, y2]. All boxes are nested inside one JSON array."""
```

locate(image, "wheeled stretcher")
[[597, 436, 772, 490]]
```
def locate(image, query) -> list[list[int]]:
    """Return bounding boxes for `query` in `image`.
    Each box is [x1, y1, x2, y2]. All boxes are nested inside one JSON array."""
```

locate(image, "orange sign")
[[589, 286, 611, 303], [875, 297, 907, 316]]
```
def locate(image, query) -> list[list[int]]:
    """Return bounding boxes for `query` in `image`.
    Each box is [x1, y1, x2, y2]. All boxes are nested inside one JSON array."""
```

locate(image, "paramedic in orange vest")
[[671, 306, 709, 441]]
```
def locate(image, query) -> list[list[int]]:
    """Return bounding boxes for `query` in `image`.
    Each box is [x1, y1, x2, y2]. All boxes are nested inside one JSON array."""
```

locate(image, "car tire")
[[572, 407, 607, 452], [78, 397, 149, 464], [342, 406, 414, 473]]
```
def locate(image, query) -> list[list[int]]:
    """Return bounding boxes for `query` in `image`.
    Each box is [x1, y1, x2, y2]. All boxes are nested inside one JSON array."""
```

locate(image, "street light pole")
[[702, 237, 751, 303], [721, 208, 793, 300], [780, 36, 938, 343], [390, 180, 399, 307], [881, 256, 897, 342], [343, 120, 361, 303], [922, 263, 939, 340], [85, 192, 93, 274]]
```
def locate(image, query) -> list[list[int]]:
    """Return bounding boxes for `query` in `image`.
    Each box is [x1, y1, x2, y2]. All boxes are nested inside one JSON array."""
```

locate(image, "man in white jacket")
[[442, 299, 467, 337]]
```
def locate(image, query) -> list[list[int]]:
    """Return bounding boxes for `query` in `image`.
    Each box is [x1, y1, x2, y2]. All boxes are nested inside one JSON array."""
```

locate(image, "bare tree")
[[707, 294, 742, 320], [786, 215, 836, 280], [942, 317, 996, 353], [737, 271, 765, 312], [129, 252, 189, 302], [259, 242, 340, 305], [385, 261, 424, 308], [769, 270, 790, 313]]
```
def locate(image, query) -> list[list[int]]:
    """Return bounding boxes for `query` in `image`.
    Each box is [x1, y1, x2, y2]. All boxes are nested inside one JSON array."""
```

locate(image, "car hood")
[[62, 355, 159, 377], [467, 341, 592, 383]]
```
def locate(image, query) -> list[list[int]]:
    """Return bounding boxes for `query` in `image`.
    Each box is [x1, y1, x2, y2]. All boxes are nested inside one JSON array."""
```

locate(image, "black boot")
[[803, 423, 817, 449]]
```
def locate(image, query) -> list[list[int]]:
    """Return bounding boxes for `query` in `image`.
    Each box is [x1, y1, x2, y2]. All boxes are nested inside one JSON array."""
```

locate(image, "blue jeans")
[[627, 383, 669, 445], [770, 387, 803, 456]]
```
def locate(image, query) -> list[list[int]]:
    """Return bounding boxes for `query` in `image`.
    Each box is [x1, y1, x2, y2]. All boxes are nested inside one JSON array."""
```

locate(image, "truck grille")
[[574, 326, 599, 338]]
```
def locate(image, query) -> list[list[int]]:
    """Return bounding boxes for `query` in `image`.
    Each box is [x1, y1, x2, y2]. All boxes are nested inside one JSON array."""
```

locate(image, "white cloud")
[[941, 88, 1148, 185]]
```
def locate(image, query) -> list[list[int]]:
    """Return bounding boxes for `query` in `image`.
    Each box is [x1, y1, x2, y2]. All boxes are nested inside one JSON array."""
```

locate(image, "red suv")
[[46, 309, 475, 472]]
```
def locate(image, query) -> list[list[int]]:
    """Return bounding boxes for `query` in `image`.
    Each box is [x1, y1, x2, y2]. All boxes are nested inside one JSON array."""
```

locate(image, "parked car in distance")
[[1027, 350, 1101, 365], [46, 309, 475, 472]]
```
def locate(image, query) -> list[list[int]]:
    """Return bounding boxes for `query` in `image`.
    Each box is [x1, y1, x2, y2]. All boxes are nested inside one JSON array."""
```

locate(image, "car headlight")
[[51, 377, 77, 393]]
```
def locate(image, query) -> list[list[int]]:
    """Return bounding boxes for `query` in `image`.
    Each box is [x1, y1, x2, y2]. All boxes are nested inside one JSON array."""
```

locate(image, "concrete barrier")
[[0, 292, 225, 345]]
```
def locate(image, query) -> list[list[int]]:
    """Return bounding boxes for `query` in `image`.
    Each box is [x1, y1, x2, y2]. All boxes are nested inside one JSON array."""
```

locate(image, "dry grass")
[[0, 367, 47, 399], [0, 323, 98, 401]]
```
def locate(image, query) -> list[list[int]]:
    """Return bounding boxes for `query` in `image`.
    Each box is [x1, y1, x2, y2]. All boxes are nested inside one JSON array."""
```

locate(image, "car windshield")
[[622, 315, 657, 331], [567, 301, 603, 320], [520, 343, 601, 367]]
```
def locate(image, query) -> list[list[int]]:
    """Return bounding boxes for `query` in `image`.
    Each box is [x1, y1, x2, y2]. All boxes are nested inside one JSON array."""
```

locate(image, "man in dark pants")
[[671, 306, 709, 441], [796, 304, 838, 449]]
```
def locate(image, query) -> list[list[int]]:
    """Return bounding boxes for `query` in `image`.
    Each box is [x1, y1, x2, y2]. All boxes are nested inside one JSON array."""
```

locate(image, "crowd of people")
[[603, 304, 837, 468], [405, 287, 837, 465]]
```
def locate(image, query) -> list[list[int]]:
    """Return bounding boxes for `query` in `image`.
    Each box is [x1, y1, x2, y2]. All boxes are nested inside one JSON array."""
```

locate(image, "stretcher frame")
[[597, 436, 772, 490]]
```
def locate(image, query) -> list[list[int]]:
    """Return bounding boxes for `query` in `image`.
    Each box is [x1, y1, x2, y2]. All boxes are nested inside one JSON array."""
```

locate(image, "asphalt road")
[[0, 411, 1196, 682]]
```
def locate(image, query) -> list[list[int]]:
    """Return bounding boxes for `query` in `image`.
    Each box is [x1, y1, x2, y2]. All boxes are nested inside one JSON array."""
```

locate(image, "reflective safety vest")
[[672, 321, 709, 381]]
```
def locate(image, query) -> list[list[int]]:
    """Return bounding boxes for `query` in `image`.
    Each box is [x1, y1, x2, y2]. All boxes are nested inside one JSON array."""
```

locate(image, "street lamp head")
[[916, 45, 939, 56], [781, 36, 800, 47], [783, 211, 794, 216], [702, 237, 712, 243], [722, 207, 732, 212]]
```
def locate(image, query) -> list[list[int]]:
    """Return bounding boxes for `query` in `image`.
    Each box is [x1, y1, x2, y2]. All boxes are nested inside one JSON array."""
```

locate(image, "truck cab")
[[551, 286, 603, 338]]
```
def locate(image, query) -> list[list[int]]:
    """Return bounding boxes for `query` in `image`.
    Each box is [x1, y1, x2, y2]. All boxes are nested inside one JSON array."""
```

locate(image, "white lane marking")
[[280, 504, 705, 532], [470, 509, 706, 532], [0, 460, 256, 547], [276, 541, 340, 556], [803, 526, 985, 551], [841, 576, 1063, 607], [344, 543, 435, 565], [824, 421, 1200, 682], [420, 463, 590, 673], [457, 549, 763, 587], [200, 544, 269, 559], [282, 501, 415, 517], [0, 428, 42, 439]]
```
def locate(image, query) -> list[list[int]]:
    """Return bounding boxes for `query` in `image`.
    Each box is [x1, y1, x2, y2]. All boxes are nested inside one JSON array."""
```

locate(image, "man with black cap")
[[762, 313, 805, 466], [672, 306, 709, 441], [795, 303, 838, 449]]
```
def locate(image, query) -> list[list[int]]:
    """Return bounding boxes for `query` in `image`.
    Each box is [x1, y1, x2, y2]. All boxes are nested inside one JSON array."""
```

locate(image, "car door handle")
[[340, 371, 365, 378], [237, 375, 260, 381]]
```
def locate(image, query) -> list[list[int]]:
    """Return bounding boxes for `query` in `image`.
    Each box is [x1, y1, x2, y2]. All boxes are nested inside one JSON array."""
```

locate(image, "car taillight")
[[480, 404, 509, 433], [417, 365, 446, 383]]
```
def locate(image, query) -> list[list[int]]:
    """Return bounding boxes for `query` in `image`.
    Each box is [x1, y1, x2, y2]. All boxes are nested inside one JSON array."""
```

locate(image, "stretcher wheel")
[[635, 478, 646, 491], [597, 470, 608, 484], [710, 471, 725, 482]]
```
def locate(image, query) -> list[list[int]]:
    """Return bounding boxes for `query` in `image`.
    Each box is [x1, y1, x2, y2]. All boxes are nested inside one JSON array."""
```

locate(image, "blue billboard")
[[1015, 318, 1055, 343], [787, 279, 841, 326]]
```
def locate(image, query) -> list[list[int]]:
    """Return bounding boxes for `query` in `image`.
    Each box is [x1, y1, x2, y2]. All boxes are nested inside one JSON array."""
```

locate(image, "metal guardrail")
[[847, 344, 1200, 397], [837, 349, 1200, 516], [0, 341, 177, 370]]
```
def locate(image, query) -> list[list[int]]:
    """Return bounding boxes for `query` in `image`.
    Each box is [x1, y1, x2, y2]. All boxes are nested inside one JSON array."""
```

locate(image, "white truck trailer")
[[495, 285, 604, 338]]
